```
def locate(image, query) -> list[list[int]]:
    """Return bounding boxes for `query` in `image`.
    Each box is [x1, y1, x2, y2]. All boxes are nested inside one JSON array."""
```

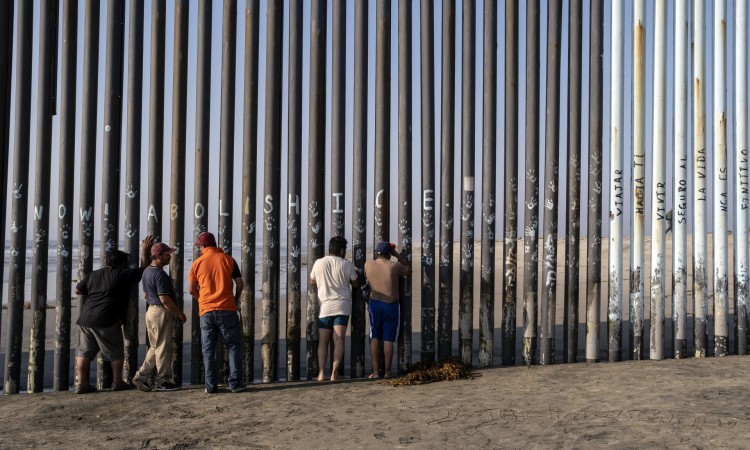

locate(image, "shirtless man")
[[364, 242, 411, 378]]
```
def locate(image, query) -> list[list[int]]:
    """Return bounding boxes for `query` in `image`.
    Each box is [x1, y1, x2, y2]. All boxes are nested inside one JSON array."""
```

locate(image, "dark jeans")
[[200, 310, 243, 392]]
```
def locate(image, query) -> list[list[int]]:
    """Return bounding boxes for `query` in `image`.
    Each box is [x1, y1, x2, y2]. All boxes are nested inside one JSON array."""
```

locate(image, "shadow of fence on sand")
[[0, 316, 736, 392]]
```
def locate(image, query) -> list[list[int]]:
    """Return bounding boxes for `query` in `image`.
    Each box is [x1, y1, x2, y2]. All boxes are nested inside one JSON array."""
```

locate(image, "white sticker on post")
[[463, 176, 474, 192]]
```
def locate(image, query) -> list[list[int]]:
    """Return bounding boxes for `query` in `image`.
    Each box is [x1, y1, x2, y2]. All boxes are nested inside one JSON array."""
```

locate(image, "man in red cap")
[[188, 231, 245, 393], [132, 242, 187, 392]]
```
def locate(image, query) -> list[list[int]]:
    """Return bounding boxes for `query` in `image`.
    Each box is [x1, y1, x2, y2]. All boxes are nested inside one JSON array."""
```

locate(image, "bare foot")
[[330, 375, 338, 382], [316, 373, 325, 381], [368, 373, 380, 379]]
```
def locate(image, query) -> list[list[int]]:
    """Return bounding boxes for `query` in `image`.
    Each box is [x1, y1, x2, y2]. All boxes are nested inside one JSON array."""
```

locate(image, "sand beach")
[[1, 236, 749, 447], [0, 356, 748, 448]]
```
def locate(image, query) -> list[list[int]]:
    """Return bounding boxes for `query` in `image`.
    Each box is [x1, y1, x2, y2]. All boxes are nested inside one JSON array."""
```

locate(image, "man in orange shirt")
[[188, 232, 245, 393]]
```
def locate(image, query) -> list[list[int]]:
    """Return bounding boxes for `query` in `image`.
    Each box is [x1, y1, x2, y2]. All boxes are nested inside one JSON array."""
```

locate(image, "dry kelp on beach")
[[382, 356, 479, 386]]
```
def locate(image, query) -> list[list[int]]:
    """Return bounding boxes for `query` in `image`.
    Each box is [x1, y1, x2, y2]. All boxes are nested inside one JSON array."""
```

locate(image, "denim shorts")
[[317, 315, 350, 330]]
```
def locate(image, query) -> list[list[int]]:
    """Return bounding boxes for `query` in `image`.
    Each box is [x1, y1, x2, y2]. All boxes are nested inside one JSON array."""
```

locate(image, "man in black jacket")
[[74, 235, 153, 393]]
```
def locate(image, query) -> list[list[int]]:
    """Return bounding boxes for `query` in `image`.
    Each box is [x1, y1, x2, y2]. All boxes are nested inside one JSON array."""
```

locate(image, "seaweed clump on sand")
[[382, 356, 479, 387]]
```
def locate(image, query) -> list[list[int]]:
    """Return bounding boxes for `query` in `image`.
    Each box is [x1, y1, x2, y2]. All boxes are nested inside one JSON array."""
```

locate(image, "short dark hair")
[[105, 250, 129, 268], [329, 236, 348, 255]]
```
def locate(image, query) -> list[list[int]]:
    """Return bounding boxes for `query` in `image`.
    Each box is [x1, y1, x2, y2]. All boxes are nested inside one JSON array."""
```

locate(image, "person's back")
[[77, 266, 137, 328], [364, 242, 411, 379], [364, 257, 410, 304], [188, 232, 245, 393], [74, 241, 152, 394], [308, 236, 361, 381], [190, 246, 239, 315], [311, 254, 356, 316]]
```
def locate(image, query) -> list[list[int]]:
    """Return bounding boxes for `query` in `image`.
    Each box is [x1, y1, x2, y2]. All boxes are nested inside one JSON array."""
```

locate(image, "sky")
[[3, 0, 750, 255]]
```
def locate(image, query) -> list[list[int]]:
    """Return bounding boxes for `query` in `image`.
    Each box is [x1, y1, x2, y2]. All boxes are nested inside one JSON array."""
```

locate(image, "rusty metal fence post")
[[630, 0, 646, 362], [306, 0, 328, 381], [191, 0, 212, 384], [563, 0, 583, 364], [241, 0, 260, 384], [586, 0, 604, 363], [502, 0, 519, 366], [170, 0, 189, 384], [261, 0, 283, 384], [397, 0, 414, 374], [522, 0, 540, 366], [540, 0, 562, 365], [28, 0, 60, 393], [693, 0, 708, 358], [437, 0, 456, 361], [458, 0, 476, 366], [54, 0, 78, 391], [734, 0, 749, 356], [650, 0, 667, 361], [123, 0, 144, 385], [479, 0, 497, 368], [351, 0, 369, 377], [4, 0, 33, 394], [673, 0, 689, 360], [286, 0, 302, 381]]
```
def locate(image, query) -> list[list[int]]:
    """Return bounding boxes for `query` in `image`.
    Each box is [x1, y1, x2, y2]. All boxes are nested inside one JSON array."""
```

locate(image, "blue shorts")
[[368, 299, 400, 342], [318, 315, 350, 330]]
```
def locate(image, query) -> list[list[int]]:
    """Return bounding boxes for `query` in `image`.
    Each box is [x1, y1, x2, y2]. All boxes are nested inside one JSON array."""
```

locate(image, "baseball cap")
[[195, 231, 217, 247], [151, 242, 176, 257], [375, 241, 393, 256]]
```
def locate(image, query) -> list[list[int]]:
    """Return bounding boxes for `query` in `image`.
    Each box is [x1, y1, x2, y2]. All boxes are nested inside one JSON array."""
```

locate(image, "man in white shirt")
[[309, 236, 363, 381]]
